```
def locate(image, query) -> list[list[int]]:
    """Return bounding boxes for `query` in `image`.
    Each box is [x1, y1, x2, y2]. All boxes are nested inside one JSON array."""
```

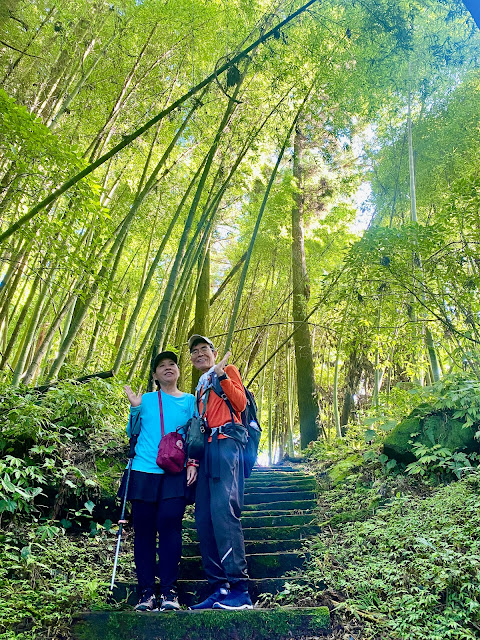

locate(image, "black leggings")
[[131, 497, 186, 594]]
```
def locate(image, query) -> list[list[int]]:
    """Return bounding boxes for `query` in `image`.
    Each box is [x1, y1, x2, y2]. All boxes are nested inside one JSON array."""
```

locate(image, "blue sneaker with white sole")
[[212, 587, 252, 610], [189, 585, 230, 610]]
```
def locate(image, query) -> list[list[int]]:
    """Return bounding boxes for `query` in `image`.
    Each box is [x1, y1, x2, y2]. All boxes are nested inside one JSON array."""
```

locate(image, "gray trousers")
[[194, 436, 249, 590]]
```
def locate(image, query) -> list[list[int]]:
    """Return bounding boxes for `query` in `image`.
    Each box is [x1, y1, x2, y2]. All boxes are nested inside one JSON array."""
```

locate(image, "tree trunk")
[[32, 17, 92, 120], [85, 22, 159, 162], [224, 84, 315, 352], [190, 246, 211, 392], [84, 234, 127, 369], [11, 262, 57, 385], [1, 267, 42, 370], [291, 123, 319, 448], [1, 6, 57, 85], [48, 27, 120, 129], [22, 294, 76, 386], [285, 341, 295, 456], [407, 79, 441, 383]]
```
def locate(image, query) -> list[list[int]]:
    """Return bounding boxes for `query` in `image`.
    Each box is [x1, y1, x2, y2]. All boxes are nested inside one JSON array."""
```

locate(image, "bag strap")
[[196, 386, 210, 419], [211, 374, 239, 425], [158, 391, 187, 438], [157, 391, 165, 437]]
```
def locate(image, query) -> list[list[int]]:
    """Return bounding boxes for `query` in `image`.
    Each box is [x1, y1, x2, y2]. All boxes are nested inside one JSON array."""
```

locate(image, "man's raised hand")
[[124, 385, 142, 407], [214, 351, 231, 377]]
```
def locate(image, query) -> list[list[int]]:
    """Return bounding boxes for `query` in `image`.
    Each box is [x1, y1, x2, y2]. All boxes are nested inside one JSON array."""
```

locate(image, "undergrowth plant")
[[308, 478, 480, 640], [0, 520, 134, 639], [405, 442, 476, 481], [0, 379, 127, 520], [0, 378, 133, 639], [288, 375, 480, 640], [409, 374, 480, 431]]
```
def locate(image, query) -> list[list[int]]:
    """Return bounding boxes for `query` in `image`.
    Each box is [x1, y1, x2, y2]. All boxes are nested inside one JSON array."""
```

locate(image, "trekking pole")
[[108, 415, 140, 601]]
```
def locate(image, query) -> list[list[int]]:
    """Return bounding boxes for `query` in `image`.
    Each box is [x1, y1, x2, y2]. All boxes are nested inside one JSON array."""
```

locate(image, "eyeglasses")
[[191, 345, 213, 356]]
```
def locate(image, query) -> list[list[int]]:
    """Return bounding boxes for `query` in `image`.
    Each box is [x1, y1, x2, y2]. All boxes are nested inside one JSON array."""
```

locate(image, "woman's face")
[[154, 358, 180, 387]]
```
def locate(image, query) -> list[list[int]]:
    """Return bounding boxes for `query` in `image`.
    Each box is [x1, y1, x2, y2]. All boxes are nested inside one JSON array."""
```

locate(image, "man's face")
[[154, 358, 180, 386], [190, 342, 217, 372]]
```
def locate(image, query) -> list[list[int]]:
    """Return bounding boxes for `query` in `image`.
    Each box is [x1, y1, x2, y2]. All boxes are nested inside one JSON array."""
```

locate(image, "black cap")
[[188, 334, 215, 352], [152, 351, 178, 370]]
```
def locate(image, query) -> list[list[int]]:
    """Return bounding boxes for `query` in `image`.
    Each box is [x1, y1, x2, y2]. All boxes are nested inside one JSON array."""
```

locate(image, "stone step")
[[243, 500, 316, 512], [245, 479, 313, 490], [186, 524, 321, 542], [244, 479, 316, 492], [252, 466, 297, 471], [179, 552, 304, 579], [110, 577, 317, 607], [237, 508, 308, 518], [182, 538, 303, 557], [242, 507, 315, 518], [247, 472, 306, 481], [244, 491, 316, 505], [185, 513, 315, 530], [73, 607, 331, 640]]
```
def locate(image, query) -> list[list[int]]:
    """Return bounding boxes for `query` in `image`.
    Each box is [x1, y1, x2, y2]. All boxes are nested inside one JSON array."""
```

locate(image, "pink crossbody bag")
[[155, 391, 186, 474]]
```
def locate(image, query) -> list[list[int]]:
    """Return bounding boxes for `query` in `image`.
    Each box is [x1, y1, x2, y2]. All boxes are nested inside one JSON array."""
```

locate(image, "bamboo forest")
[[1, 0, 480, 638]]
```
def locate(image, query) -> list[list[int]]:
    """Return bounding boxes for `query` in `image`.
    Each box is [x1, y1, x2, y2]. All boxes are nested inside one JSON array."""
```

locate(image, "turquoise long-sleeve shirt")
[[127, 390, 195, 474]]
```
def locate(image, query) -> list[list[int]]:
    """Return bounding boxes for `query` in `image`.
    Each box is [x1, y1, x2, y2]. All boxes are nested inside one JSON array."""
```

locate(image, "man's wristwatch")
[[217, 372, 228, 381]]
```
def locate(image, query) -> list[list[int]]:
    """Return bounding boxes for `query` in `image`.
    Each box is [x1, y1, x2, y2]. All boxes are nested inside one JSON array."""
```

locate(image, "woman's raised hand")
[[124, 385, 142, 407], [213, 351, 231, 377]]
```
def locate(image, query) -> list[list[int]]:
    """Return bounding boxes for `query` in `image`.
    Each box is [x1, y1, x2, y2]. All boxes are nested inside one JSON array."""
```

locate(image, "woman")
[[119, 350, 197, 612]]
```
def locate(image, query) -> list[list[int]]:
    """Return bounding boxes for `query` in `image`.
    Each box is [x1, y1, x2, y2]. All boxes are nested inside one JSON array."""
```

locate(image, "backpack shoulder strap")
[[210, 372, 237, 423]]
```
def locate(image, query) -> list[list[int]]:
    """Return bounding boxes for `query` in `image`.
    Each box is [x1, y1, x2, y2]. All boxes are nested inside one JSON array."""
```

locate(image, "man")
[[188, 334, 252, 610]]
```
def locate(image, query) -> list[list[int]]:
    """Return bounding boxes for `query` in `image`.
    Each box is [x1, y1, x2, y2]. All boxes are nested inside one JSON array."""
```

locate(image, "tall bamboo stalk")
[[112, 155, 208, 372], [147, 83, 243, 387], [224, 82, 316, 352], [45, 95, 203, 380], [0, 0, 320, 245], [407, 78, 441, 383]]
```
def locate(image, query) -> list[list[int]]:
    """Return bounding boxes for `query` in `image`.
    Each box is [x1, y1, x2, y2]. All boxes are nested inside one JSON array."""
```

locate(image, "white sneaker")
[[160, 591, 180, 611]]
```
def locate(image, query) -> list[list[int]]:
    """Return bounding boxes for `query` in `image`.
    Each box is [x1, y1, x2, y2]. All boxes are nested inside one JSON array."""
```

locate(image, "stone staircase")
[[72, 466, 331, 640]]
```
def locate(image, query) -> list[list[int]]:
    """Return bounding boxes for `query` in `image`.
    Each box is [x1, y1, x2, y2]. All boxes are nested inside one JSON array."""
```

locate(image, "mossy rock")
[[383, 409, 480, 463], [73, 608, 331, 640], [327, 454, 363, 485]]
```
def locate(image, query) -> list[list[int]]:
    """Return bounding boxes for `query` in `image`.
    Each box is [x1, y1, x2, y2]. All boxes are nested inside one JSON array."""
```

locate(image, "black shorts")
[[117, 468, 196, 504]]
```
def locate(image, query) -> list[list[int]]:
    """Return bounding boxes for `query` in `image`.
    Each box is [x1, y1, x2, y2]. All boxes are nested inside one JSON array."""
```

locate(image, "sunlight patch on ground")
[[256, 451, 271, 467]]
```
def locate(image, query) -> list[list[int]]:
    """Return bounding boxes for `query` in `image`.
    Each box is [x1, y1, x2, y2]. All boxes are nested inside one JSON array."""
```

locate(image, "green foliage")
[[0, 520, 131, 639], [0, 379, 127, 519], [314, 479, 480, 639], [0, 379, 134, 638], [405, 442, 475, 481], [0, 456, 45, 516], [289, 405, 480, 639], [409, 374, 480, 431], [0, 89, 103, 237]]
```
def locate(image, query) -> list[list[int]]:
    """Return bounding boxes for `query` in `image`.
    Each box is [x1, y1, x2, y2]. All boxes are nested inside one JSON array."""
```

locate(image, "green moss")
[[73, 608, 331, 640], [383, 410, 480, 463], [325, 509, 371, 527]]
